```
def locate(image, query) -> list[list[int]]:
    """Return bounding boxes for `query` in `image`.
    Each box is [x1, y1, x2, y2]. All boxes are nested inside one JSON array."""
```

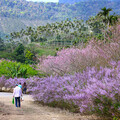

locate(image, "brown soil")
[[0, 94, 102, 120]]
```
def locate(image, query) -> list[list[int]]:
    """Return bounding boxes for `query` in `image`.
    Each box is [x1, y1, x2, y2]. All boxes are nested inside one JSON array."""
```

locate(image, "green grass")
[[0, 51, 12, 59], [30, 43, 57, 56], [37, 48, 56, 56]]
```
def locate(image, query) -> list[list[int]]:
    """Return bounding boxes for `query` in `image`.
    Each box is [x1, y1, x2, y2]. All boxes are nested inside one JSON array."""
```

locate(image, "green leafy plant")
[[0, 60, 38, 78]]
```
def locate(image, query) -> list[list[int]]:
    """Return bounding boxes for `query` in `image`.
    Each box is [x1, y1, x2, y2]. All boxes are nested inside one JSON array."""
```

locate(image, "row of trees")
[[0, 7, 119, 64], [8, 19, 91, 46], [7, 7, 119, 46]]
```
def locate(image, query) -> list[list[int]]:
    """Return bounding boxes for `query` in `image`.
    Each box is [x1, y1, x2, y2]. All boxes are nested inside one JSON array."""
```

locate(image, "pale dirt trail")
[[0, 92, 101, 120]]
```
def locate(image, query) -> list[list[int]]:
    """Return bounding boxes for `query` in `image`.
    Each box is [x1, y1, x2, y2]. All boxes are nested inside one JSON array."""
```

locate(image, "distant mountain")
[[59, 0, 120, 4], [0, 0, 120, 39], [0, 17, 53, 38], [0, 0, 119, 21], [59, 0, 88, 4], [0, 17, 26, 34]]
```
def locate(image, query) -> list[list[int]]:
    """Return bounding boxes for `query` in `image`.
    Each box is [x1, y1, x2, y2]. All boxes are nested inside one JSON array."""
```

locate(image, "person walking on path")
[[18, 83, 22, 89], [22, 82, 27, 94], [13, 84, 22, 107]]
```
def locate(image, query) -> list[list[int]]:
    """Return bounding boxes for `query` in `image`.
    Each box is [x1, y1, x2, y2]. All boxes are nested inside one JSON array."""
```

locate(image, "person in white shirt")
[[13, 84, 22, 107]]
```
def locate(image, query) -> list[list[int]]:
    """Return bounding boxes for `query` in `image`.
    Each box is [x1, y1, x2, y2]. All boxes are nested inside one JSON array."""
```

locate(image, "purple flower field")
[[1, 61, 120, 118]]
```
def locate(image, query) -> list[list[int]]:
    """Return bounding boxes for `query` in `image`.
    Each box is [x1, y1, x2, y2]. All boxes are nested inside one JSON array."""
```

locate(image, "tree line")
[[0, 7, 119, 64]]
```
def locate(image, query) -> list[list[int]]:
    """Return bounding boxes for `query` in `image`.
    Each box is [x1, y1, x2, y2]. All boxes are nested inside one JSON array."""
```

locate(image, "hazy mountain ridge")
[[59, 0, 120, 4], [59, 0, 89, 4], [0, 0, 120, 38], [0, 0, 119, 20]]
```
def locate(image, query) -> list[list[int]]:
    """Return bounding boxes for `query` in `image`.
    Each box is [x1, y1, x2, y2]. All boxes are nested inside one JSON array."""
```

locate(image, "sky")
[[26, 0, 59, 2]]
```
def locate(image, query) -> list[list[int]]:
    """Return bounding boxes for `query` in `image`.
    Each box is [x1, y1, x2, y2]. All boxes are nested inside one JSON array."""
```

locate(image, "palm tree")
[[97, 7, 119, 40], [108, 14, 118, 26], [97, 7, 112, 26], [97, 7, 118, 26]]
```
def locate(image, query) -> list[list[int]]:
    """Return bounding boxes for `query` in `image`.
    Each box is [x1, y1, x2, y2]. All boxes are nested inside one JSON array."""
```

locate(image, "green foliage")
[[0, 37, 5, 51], [113, 117, 119, 120], [12, 44, 25, 63], [40, 42, 46, 46], [25, 50, 34, 60], [87, 7, 118, 41], [4, 6, 119, 49], [36, 47, 56, 56], [25, 44, 38, 64], [14, 44, 24, 55], [95, 33, 104, 40], [9, 19, 92, 47], [86, 16, 105, 34], [93, 95, 120, 119], [0, 60, 38, 78], [97, 7, 118, 27], [25, 43, 57, 57], [7, 63, 28, 78], [56, 48, 59, 51], [6, 43, 37, 64], [0, 51, 11, 59]]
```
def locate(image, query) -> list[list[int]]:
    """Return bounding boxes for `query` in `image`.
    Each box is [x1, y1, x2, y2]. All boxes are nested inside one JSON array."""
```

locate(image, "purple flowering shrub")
[[0, 75, 38, 88], [5, 77, 28, 88], [0, 76, 6, 87], [39, 42, 119, 75], [39, 46, 102, 75], [38, 23, 120, 76], [28, 62, 120, 118], [0, 62, 120, 118]]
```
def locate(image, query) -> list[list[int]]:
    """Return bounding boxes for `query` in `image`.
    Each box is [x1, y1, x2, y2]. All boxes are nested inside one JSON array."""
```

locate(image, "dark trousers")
[[23, 88, 27, 94], [15, 97, 20, 107]]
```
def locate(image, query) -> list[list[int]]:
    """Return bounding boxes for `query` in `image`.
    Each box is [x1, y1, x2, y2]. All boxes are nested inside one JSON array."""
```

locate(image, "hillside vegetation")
[[0, 0, 120, 38], [59, 0, 120, 4], [0, 0, 119, 20]]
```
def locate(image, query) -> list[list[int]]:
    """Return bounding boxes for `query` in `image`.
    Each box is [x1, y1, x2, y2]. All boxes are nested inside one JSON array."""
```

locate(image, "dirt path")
[[0, 92, 101, 120]]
